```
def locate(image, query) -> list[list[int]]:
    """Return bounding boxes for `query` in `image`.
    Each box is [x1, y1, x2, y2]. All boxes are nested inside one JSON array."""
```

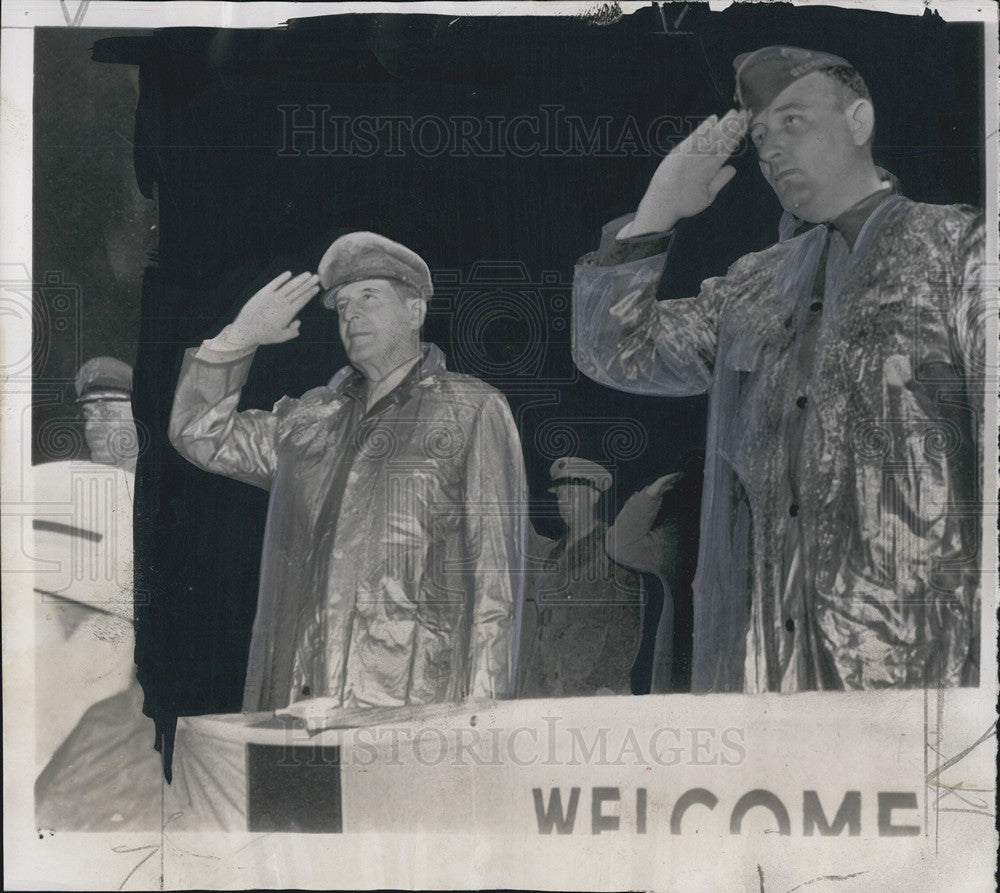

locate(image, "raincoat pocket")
[[717, 330, 773, 482], [348, 578, 419, 703]]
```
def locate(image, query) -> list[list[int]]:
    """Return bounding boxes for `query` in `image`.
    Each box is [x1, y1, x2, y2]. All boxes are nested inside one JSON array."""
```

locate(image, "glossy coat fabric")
[[573, 199, 985, 693], [519, 522, 642, 698], [170, 343, 527, 711]]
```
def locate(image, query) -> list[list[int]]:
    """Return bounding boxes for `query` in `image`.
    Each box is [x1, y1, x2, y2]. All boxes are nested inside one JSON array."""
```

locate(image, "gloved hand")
[[219, 271, 321, 351], [643, 471, 683, 498]]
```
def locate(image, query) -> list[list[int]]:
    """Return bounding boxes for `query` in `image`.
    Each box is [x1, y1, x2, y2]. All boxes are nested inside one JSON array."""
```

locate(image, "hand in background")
[[643, 471, 683, 498]]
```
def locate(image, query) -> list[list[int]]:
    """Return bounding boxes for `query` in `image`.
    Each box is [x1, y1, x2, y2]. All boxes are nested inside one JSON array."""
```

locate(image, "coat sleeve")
[[947, 210, 987, 680], [168, 348, 286, 491], [949, 211, 987, 400], [606, 491, 665, 573], [462, 392, 529, 700], [572, 215, 729, 397]]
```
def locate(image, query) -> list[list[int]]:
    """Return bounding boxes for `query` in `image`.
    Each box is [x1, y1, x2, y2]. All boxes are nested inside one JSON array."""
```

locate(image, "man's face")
[[81, 398, 135, 467], [748, 72, 866, 223], [332, 278, 421, 377], [555, 484, 600, 530]]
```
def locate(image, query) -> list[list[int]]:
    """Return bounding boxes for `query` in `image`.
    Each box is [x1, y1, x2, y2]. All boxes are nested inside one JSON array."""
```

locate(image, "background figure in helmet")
[[35, 357, 160, 831], [519, 457, 643, 698], [75, 355, 138, 472]]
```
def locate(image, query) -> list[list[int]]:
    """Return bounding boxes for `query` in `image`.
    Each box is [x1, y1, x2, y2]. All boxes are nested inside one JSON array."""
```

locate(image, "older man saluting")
[[573, 46, 985, 693], [170, 232, 527, 712]]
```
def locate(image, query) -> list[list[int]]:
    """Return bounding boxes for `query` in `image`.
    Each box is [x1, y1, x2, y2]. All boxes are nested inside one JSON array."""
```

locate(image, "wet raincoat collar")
[[329, 342, 447, 403]]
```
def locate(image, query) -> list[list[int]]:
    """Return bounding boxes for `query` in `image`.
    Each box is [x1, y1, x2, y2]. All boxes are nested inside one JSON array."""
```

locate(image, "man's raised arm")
[[571, 111, 747, 396], [168, 271, 320, 490]]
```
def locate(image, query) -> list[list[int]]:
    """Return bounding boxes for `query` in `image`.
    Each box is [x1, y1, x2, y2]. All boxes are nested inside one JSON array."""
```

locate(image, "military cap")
[[734, 45, 852, 117], [318, 231, 433, 308], [549, 457, 612, 493], [74, 356, 133, 403]]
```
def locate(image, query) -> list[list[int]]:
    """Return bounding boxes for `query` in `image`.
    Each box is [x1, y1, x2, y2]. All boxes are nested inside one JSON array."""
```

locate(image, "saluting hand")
[[224, 271, 321, 350], [643, 471, 683, 498], [622, 109, 749, 238]]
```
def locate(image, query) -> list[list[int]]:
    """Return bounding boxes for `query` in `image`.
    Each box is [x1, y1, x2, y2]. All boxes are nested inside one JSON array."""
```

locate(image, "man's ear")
[[846, 98, 875, 146], [409, 298, 427, 330]]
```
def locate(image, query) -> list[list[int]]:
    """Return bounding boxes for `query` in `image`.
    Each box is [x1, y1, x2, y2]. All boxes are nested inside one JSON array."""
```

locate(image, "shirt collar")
[[778, 168, 901, 247], [830, 177, 897, 249], [332, 342, 447, 401]]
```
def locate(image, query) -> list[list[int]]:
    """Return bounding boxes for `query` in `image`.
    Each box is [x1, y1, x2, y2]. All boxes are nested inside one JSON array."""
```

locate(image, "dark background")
[[31, 5, 985, 769]]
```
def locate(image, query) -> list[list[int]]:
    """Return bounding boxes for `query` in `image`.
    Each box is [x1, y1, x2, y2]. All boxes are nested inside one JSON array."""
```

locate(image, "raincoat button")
[[809, 300, 823, 313], [796, 395, 808, 409], [784, 618, 795, 632], [301, 685, 312, 696], [789, 503, 799, 517]]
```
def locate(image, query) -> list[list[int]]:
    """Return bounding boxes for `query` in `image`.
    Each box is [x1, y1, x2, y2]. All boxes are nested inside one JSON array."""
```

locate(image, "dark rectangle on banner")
[[246, 743, 343, 833]]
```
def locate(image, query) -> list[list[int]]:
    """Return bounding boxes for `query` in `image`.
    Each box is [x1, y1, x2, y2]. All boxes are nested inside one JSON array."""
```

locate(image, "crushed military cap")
[[549, 457, 612, 493], [318, 231, 433, 308], [734, 45, 852, 116], [74, 356, 133, 403]]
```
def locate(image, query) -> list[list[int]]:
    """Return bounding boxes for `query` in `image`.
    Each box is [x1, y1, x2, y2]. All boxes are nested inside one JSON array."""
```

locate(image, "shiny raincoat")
[[573, 198, 985, 693], [170, 343, 527, 711]]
